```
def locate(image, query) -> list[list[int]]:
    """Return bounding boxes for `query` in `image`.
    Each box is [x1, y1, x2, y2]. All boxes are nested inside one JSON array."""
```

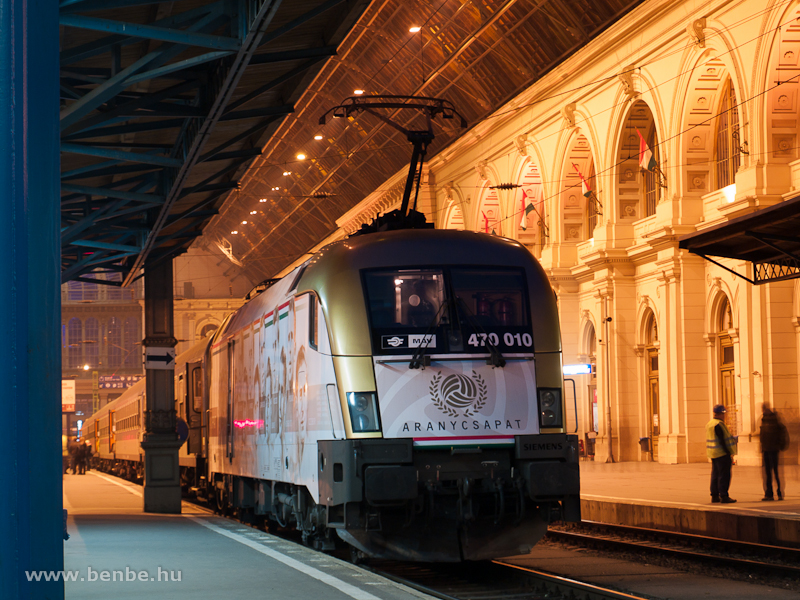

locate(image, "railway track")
[[546, 521, 800, 579], [364, 558, 650, 600], [92, 471, 795, 596]]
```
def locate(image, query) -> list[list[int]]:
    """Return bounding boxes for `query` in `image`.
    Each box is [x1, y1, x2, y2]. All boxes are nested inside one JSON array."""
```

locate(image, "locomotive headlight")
[[346, 392, 381, 433], [537, 388, 563, 429]]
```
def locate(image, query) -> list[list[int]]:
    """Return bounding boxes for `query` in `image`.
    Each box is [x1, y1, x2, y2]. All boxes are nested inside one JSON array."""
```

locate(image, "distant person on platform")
[[77, 441, 91, 475], [760, 402, 788, 501], [68, 438, 81, 475], [706, 404, 738, 504]]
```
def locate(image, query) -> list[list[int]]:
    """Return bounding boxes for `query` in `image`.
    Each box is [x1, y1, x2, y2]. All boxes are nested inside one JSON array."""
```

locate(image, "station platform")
[[579, 461, 800, 546], [62, 472, 435, 600]]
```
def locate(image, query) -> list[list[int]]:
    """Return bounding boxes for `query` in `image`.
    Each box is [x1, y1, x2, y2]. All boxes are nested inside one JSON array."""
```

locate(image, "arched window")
[[641, 127, 660, 217], [618, 101, 659, 220], [107, 317, 122, 368], [643, 311, 659, 461], [68, 318, 82, 369], [715, 79, 740, 189], [477, 187, 502, 236], [84, 318, 99, 368], [123, 317, 140, 367], [584, 322, 598, 436], [717, 296, 737, 432], [443, 201, 465, 230]]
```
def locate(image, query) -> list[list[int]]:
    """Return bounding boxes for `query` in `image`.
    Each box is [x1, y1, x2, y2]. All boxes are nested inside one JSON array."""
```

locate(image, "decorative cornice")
[[513, 134, 529, 157], [561, 102, 576, 127], [688, 17, 706, 48], [339, 180, 406, 235], [618, 65, 637, 100]]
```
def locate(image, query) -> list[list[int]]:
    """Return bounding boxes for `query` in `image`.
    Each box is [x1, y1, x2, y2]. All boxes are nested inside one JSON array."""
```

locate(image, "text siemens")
[[522, 442, 564, 452]]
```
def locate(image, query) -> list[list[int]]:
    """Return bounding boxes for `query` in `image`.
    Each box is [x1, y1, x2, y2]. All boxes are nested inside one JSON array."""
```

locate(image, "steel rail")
[[576, 520, 800, 558], [494, 561, 651, 600], [546, 524, 800, 579], [363, 559, 652, 600]]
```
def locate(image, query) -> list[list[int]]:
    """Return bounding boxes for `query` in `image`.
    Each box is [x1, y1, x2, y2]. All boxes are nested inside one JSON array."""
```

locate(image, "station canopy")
[[60, 0, 645, 287], [678, 195, 800, 285]]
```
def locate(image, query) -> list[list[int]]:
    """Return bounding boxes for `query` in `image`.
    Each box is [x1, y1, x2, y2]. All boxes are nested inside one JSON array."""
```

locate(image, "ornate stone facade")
[[294, 0, 800, 466]]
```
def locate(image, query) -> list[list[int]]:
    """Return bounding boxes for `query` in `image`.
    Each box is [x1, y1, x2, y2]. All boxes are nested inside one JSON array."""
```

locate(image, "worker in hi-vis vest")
[[706, 404, 738, 504]]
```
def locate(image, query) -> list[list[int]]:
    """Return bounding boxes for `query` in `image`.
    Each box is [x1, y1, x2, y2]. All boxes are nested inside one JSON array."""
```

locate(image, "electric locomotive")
[[207, 228, 578, 561], [83, 228, 580, 562]]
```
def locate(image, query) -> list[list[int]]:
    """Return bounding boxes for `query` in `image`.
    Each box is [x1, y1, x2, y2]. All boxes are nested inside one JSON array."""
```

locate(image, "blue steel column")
[[0, 0, 62, 598]]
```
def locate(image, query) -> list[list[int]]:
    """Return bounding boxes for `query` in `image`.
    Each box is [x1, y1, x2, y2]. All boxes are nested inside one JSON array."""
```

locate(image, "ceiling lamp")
[[353, 89, 364, 95], [314, 135, 323, 140], [296, 153, 306, 160], [231, 230, 238, 234], [241, 220, 247, 225], [409, 26, 421, 33], [250, 211, 256, 215], [283, 171, 291, 176]]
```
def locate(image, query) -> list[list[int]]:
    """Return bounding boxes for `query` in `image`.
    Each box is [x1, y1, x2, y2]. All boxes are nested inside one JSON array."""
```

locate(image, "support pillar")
[[0, 0, 62, 597], [142, 259, 182, 513]]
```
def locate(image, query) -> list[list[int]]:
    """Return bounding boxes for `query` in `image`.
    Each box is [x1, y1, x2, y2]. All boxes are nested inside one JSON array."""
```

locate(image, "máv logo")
[[429, 371, 487, 418], [385, 336, 404, 347]]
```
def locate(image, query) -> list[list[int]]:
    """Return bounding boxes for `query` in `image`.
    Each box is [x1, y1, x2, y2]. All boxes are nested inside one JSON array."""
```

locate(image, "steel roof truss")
[[745, 231, 800, 263], [62, 163, 161, 182], [62, 143, 183, 167], [63, 118, 186, 141], [60, 0, 171, 13], [71, 239, 142, 253], [198, 113, 283, 162], [755, 259, 800, 284], [257, 0, 343, 48], [123, 0, 286, 285], [224, 57, 324, 113], [61, 183, 164, 204]]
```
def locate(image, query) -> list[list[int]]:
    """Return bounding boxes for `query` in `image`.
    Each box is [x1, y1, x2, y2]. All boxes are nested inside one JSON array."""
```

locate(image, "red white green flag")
[[572, 163, 592, 197], [520, 185, 542, 230], [481, 211, 489, 234], [637, 128, 657, 171]]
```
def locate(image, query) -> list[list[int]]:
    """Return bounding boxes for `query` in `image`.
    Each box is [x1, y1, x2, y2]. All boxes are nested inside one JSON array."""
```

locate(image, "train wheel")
[[349, 545, 365, 565], [215, 486, 228, 516]]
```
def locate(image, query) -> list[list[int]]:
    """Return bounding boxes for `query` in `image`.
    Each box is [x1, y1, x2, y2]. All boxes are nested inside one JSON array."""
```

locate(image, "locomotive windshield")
[[363, 267, 531, 355]]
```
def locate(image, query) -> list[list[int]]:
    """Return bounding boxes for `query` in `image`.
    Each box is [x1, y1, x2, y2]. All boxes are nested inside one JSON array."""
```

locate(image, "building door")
[[647, 348, 659, 461], [718, 297, 737, 434]]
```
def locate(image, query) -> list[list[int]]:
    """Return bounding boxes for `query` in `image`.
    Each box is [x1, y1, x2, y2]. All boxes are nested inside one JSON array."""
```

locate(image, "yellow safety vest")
[[706, 418, 737, 459]]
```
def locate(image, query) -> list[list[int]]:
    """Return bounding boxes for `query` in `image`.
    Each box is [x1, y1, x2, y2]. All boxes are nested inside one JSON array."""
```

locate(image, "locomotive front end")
[[305, 230, 579, 562]]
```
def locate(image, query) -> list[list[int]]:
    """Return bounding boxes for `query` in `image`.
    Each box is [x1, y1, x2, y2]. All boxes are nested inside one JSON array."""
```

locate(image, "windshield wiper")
[[409, 299, 449, 369], [455, 296, 506, 368]]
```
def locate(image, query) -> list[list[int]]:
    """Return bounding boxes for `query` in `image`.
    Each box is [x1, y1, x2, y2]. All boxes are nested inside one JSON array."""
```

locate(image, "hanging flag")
[[572, 163, 592, 198], [520, 185, 541, 230], [481, 211, 489, 234], [636, 128, 657, 171]]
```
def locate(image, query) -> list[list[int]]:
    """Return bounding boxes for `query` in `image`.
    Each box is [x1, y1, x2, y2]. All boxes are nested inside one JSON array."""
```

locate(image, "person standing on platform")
[[76, 440, 89, 475], [706, 404, 738, 504], [83, 441, 93, 473], [68, 438, 80, 475], [760, 402, 788, 501]]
